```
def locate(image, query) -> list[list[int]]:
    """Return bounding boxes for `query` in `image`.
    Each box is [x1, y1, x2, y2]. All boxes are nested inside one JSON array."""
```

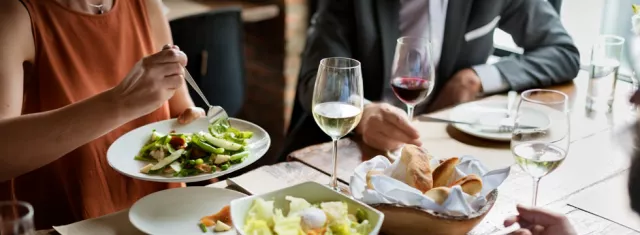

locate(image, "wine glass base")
[[326, 183, 350, 195]]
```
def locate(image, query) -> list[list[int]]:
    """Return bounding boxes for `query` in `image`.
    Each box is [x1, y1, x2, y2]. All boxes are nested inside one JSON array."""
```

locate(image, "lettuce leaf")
[[273, 209, 305, 235], [351, 220, 371, 235], [285, 196, 312, 215], [320, 202, 351, 235], [246, 198, 275, 227], [244, 219, 273, 235]]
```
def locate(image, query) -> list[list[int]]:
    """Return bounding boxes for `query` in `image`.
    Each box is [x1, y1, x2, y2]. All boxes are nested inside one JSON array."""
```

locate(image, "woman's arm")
[[145, 0, 196, 118], [0, 91, 138, 182], [0, 1, 188, 181]]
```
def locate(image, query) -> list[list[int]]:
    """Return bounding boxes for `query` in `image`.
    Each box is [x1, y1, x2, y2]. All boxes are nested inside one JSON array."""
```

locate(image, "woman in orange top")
[[0, 0, 205, 229]]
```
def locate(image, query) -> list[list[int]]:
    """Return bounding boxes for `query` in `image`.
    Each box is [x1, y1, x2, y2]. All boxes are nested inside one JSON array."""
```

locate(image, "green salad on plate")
[[134, 118, 253, 177]]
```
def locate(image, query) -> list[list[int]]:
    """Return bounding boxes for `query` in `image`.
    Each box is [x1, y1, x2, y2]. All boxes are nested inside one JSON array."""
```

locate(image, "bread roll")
[[449, 174, 483, 195], [366, 170, 383, 190], [424, 187, 451, 205], [432, 157, 459, 187], [389, 144, 434, 193]]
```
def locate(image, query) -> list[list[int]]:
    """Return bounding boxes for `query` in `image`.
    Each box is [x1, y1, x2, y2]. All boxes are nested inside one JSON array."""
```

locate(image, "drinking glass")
[[511, 89, 570, 206], [390, 36, 436, 119], [312, 57, 364, 191], [0, 201, 34, 235], [586, 35, 625, 112]]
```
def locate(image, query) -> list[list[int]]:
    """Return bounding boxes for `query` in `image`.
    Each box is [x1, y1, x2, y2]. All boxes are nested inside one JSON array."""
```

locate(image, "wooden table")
[[288, 70, 640, 234], [163, 0, 280, 22], [37, 71, 637, 234]]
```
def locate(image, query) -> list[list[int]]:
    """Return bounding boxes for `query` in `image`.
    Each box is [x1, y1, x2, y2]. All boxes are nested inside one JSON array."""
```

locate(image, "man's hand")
[[504, 204, 576, 235], [177, 107, 205, 124], [355, 103, 421, 151], [429, 68, 482, 112]]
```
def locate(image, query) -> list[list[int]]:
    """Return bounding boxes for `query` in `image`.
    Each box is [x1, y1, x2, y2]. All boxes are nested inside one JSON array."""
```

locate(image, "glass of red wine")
[[390, 36, 435, 119]]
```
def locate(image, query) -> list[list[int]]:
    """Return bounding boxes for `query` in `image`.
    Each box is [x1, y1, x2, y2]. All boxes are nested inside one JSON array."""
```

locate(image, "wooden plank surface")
[[288, 71, 640, 234], [163, 0, 280, 22], [225, 161, 349, 195]]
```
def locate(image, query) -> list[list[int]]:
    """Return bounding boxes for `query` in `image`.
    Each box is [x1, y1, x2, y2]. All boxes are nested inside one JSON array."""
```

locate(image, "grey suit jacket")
[[278, 0, 580, 161]]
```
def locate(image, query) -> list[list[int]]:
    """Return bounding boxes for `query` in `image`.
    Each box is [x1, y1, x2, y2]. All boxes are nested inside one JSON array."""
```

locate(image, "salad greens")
[[244, 197, 372, 235], [135, 118, 253, 177]]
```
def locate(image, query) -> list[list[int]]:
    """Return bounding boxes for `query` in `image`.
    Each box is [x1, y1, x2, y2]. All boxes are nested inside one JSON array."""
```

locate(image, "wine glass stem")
[[330, 138, 339, 191], [407, 104, 415, 120], [532, 177, 541, 206]]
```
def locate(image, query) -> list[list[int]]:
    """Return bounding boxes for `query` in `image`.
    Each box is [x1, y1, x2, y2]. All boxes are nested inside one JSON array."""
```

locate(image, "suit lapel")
[[376, 0, 400, 86], [437, 0, 472, 88]]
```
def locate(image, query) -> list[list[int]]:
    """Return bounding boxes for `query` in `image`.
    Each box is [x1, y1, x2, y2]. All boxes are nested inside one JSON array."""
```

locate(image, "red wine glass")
[[390, 36, 435, 119]]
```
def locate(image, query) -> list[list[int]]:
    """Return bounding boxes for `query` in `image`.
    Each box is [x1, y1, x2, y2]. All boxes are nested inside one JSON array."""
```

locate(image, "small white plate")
[[449, 100, 551, 141], [129, 187, 246, 235], [107, 118, 270, 183]]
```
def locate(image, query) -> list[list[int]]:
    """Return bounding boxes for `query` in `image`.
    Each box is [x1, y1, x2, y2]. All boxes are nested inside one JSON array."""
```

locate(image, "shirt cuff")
[[472, 64, 510, 94]]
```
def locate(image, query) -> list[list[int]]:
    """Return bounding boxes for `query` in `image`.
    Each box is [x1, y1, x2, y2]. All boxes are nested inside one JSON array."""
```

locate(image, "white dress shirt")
[[398, 0, 509, 94]]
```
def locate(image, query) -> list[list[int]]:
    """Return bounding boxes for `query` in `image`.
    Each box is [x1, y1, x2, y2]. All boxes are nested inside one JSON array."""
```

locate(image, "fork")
[[499, 91, 518, 127], [183, 67, 231, 126], [418, 116, 539, 133], [418, 116, 516, 133]]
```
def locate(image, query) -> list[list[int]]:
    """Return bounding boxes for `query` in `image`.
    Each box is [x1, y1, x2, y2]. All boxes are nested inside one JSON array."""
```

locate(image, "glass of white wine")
[[0, 201, 34, 235], [312, 57, 364, 191], [511, 89, 570, 206]]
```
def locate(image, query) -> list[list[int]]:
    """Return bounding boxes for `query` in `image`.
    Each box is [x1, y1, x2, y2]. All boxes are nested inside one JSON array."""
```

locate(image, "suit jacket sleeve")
[[494, 0, 581, 90], [297, 1, 355, 113]]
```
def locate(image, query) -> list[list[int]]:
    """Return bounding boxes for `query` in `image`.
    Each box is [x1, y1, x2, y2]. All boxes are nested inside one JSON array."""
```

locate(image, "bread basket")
[[370, 189, 498, 235]]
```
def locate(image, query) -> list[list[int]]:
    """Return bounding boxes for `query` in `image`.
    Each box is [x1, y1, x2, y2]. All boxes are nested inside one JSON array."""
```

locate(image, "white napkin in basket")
[[350, 155, 510, 216]]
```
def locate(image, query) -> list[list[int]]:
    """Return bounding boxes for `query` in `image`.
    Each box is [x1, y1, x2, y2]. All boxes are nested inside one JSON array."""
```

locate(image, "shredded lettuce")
[[285, 196, 312, 215], [273, 209, 305, 235], [244, 198, 371, 235], [351, 220, 371, 235], [320, 202, 352, 235], [244, 219, 273, 235], [246, 198, 275, 227]]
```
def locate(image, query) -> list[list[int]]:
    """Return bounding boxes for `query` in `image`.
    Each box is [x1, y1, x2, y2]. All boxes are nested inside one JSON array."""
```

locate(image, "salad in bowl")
[[243, 196, 371, 235], [230, 182, 384, 235]]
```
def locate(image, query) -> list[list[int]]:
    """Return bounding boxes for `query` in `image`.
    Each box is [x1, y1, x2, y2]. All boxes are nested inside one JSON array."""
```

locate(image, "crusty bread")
[[366, 170, 383, 190], [424, 187, 451, 205], [390, 144, 434, 193], [449, 174, 483, 195], [432, 157, 459, 187]]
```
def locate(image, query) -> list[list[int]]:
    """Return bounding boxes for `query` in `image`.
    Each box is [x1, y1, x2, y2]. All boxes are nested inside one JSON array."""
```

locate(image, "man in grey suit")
[[280, 0, 580, 159]]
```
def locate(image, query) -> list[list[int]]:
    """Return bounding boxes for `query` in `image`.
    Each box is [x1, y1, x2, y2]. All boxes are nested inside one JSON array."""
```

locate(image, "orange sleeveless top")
[[0, 0, 174, 229]]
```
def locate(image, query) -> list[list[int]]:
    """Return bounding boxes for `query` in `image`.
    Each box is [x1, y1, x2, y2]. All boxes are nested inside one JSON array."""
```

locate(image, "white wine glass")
[[511, 89, 570, 206], [0, 201, 34, 235], [312, 57, 364, 191]]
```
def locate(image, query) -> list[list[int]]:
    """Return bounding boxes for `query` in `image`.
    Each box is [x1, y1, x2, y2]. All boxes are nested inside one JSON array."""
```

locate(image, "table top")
[[163, 0, 280, 22], [39, 71, 639, 234], [288, 70, 640, 234]]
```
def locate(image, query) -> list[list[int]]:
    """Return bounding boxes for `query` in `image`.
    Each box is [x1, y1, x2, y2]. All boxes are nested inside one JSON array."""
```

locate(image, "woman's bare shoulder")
[[0, 1, 35, 61]]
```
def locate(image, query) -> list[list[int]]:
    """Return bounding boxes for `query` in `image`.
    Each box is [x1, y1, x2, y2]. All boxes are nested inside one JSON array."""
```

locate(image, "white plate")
[[129, 187, 246, 235], [449, 100, 551, 141], [107, 118, 270, 183], [230, 181, 384, 235]]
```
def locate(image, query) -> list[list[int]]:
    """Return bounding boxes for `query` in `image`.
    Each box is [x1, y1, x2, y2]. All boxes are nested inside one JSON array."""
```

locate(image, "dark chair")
[[493, 0, 563, 57], [170, 7, 245, 117]]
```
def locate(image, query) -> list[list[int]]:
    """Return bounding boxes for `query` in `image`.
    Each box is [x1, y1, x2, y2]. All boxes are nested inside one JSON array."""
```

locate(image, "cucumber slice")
[[201, 132, 242, 151], [169, 161, 182, 172], [151, 149, 185, 171]]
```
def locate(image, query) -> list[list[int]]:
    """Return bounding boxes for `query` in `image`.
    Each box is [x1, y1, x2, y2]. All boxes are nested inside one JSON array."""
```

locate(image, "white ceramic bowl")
[[129, 187, 247, 235], [230, 181, 384, 235]]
